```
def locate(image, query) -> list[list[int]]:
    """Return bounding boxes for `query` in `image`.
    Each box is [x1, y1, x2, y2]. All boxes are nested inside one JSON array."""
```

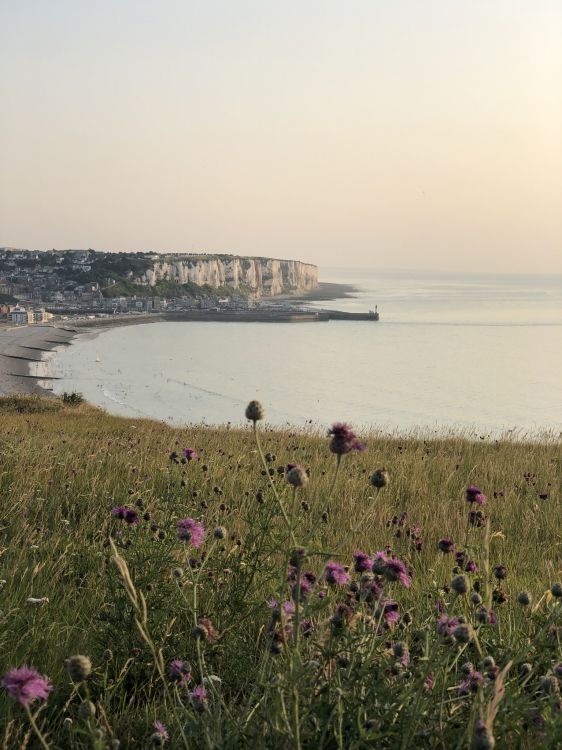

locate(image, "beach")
[[0, 282, 358, 397], [0, 324, 78, 395]]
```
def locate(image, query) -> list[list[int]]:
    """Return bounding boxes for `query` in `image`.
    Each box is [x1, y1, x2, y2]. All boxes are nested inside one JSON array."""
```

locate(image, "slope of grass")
[[0, 397, 560, 748]]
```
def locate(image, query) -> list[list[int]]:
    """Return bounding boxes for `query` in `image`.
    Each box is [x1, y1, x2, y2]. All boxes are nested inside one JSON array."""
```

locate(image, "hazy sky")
[[1, 1, 561, 274]]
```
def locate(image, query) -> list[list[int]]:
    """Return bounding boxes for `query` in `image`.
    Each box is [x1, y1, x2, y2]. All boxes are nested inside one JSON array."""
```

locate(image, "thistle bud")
[[370, 469, 389, 489], [245, 400, 265, 423], [451, 575, 469, 595], [286, 465, 309, 488], [551, 583, 562, 598], [65, 655, 92, 683]]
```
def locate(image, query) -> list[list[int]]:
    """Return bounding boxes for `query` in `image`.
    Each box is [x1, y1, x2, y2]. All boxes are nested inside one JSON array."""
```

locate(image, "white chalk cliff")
[[134, 255, 318, 297]]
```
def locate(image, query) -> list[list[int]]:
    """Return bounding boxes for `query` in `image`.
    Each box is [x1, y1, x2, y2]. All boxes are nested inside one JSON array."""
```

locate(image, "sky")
[[1, 1, 561, 275]]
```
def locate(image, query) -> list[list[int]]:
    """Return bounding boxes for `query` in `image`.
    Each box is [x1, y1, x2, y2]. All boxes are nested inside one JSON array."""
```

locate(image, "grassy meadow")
[[0, 395, 561, 748]]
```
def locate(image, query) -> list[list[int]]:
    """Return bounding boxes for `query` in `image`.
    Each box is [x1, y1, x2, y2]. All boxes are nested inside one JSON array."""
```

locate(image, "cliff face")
[[134, 256, 318, 297]]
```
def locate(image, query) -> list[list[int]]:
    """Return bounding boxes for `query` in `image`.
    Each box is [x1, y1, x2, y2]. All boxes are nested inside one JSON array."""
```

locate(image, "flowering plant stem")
[[252, 423, 297, 547], [24, 706, 50, 750]]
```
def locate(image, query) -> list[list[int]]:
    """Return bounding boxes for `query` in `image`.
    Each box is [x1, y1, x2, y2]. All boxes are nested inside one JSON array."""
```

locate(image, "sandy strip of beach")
[[0, 324, 78, 396]]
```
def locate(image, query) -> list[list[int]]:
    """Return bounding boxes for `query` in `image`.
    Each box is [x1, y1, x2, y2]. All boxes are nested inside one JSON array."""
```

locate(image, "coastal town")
[[0, 248, 377, 330], [0, 247, 262, 323]]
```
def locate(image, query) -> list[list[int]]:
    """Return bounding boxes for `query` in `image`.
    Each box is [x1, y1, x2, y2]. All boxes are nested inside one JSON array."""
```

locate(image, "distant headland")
[[0, 248, 318, 313]]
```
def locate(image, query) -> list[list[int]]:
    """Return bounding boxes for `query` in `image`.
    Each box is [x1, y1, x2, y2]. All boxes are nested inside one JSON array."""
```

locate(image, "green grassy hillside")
[[0, 396, 560, 748]]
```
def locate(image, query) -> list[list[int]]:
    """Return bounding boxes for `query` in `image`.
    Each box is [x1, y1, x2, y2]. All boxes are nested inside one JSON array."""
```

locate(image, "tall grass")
[[0, 395, 561, 748]]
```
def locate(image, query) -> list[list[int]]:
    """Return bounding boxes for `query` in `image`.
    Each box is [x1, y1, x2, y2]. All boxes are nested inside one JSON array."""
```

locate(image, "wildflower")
[[438, 538, 454, 554], [476, 607, 497, 625], [291, 572, 315, 601], [517, 591, 532, 606], [392, 642, 410, 666], [286, 465, 309, 488], [466, 486, 486, 505], [168, 660, 191, 687], [151, 720, 169, 746], [2, 666, 52, 707], [177, 518, 205, 547], [359, 578, 383, 604], [182, 448, 198, 461], [384, 558, 412, 588], [324, 561, 351, 586], [376, 599, 400, 626], [65, 655, 92, 682], [268, 599, 295, 621], [492, 564, 507, 580], [189, 685, 207, 712], [330, 602, 354, 631], [451, 575, 469, 595], [465, 560, 478, 573], [327, 423, 365, 455], [193, 618, 218, 643], [370, 468, 389, 488], [353, 550, 373, 573], [459, 670, 484, 694], [437, 614, 459, 638], [213, 526, 227, 540], [111, 506, 140, 525], [372, 551, 388, 575], [551, 583, 562, 598], [245, 400, 265, 423], [455, 551, 467, 567]]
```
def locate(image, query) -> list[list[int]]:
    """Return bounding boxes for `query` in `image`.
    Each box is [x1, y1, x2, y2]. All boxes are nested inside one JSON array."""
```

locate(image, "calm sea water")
[[51, 270, 562, 436]]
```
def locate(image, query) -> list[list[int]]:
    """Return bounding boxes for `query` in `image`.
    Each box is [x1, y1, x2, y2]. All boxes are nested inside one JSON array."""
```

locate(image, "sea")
[[50, 269, 562, 438]]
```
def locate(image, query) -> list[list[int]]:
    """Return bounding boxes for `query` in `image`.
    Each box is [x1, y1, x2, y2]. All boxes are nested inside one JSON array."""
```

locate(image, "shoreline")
[[0, 281, 360, 396]]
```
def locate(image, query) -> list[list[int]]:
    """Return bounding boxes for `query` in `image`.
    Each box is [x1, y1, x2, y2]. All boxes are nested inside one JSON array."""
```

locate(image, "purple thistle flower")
[[465, 559, 478, 573], [153, 721, 169, 742], [177, 518, 205, 546], [493, 564, 508, 580], [466, 485, 486, 505], [324, 561, 351, 586], [384, 558, 412, 588], [268, 599, 295, 618], [353, 550, 373, 573], [360, 579, 383, 604], [377, 599, 400, 626], [455, 551, 467, 567], [291, 575, 314, 601], [438, 538, 455, 554], [111, 506, 140, 525], [168, 659, 191, 687], [327, 423, 365, 455], [189, 685, 207, 712], [182, 448, 198, 461], [2, 666, 52, 707], [459, 670, 484, 695], [436, 614, 459, 638]]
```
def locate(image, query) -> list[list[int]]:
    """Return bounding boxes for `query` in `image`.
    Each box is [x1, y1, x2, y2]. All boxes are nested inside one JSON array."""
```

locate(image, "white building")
[[7, 306, 31, 324]]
